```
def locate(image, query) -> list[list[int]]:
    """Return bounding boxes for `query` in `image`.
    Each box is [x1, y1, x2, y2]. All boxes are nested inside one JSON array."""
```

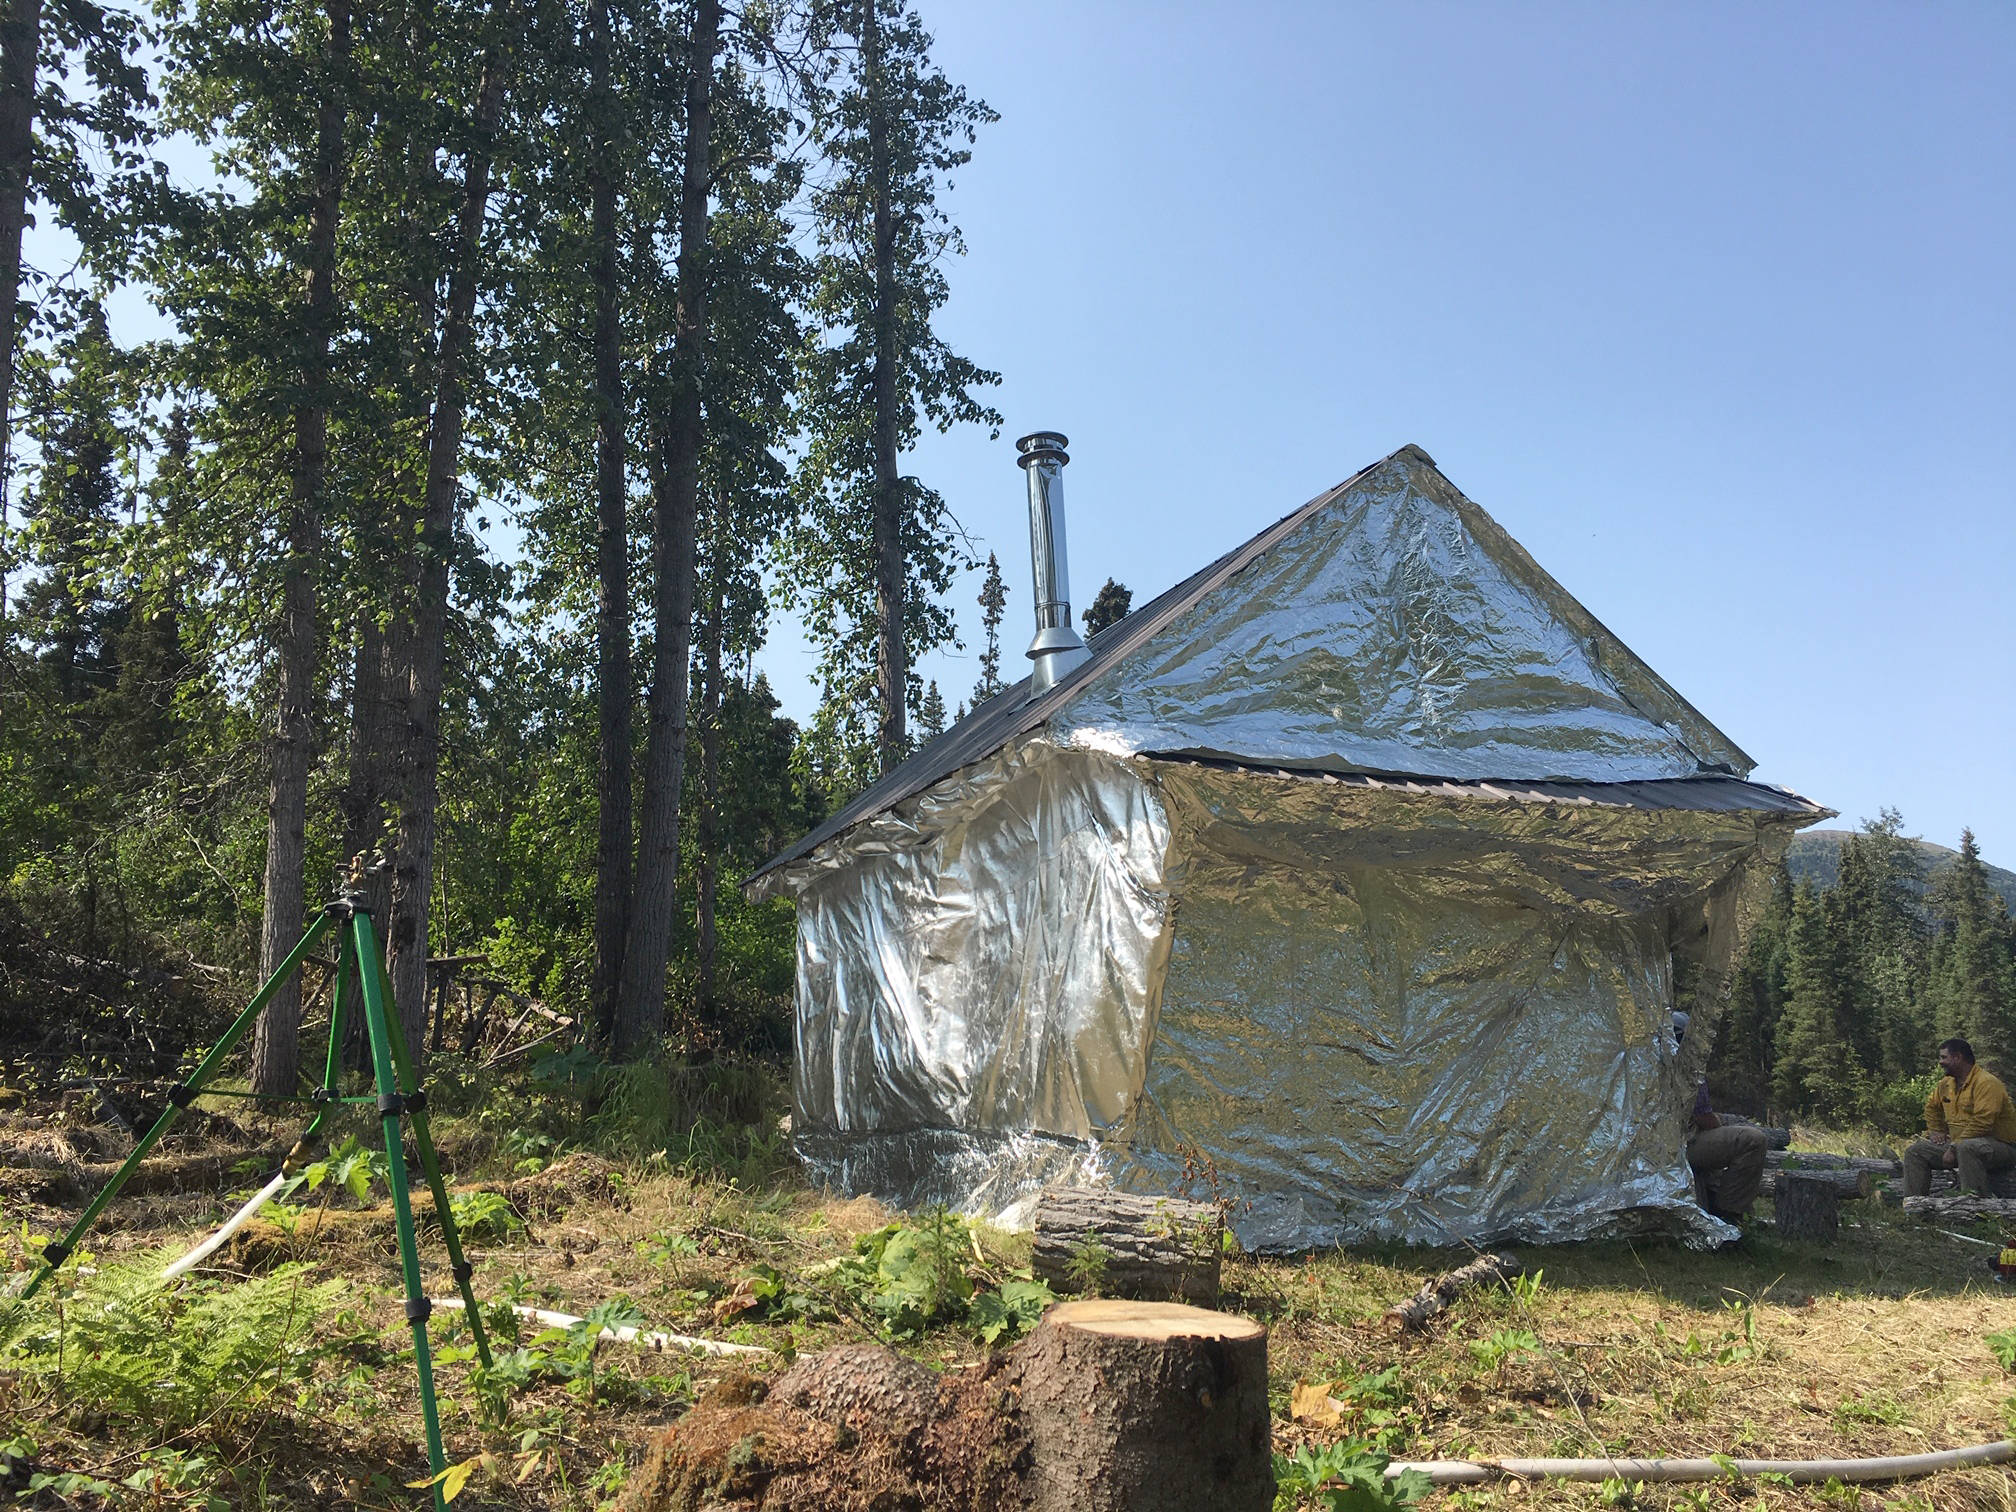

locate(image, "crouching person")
[[1904, 1038, 2016, 1197], [1686, 1080, 1768, 1221]]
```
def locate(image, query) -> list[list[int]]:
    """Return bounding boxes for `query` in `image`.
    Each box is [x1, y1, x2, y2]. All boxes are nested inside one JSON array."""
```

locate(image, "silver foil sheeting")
[[1055, 451, 1751, 783], [783, 737, 1799, 1250]]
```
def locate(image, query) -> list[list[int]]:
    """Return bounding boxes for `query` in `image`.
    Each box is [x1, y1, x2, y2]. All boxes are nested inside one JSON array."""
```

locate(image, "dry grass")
[[5, 1098, 2016, 1511]]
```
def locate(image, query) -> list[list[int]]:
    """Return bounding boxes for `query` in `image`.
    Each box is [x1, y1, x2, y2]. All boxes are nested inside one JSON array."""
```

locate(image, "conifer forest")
[[0, 0, 1008, 1078]]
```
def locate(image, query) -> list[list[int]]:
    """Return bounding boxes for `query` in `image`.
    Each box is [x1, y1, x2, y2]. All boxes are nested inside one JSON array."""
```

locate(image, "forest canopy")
[[0, 0, 1012, 1078]]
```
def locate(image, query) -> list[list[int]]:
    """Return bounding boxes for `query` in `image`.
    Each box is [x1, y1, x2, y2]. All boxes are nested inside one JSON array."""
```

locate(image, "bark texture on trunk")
[[612, 0, 715, 1058], [693, 529, 721, 1014], [338, 614, 396, 1068], [588, 0, 632, 1049], [1017, 1301, 1272, 1512], [1030, 1187, 1221, 1305], [251, 0, 351, 1096], [864, 0, 905, 773], [0, 0, 39, 632], [386, 48, 509, 1056]]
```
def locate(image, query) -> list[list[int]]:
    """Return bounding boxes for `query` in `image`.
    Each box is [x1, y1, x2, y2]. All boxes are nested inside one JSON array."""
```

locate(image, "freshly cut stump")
[[1030, 1187, 1222, 1304], [1016, 1299, 1270, 1512], [1774, 1171, 1842, 1242]]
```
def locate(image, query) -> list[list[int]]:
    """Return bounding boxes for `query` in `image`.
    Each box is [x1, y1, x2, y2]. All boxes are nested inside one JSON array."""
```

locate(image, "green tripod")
[[18, 885, 494, 1508]]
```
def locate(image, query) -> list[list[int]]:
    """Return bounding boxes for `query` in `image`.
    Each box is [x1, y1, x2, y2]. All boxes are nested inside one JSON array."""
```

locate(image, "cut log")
[[613, 1302, 1274, 1512], [1903, 1194, 2016, 1223], [1015, 1300, 1272, 1512], [1759, 1167, 1874, 1201], [1765, 1151, 1902, 1176], [1924, 1167, 2016, 1200], [1030, 1187, 1221, 1305], [1383, 1252, 1521, 1332], [1773, 1172, 1842, 1243]]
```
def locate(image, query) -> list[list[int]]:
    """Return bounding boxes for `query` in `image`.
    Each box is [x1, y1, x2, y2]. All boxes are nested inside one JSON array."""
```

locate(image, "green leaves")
[[966, 1279, 1053, 1346], [1272, 1439, 1429, 1511]]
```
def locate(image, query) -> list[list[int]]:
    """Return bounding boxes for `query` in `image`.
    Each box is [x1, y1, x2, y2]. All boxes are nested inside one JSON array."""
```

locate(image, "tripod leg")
[[362, 921, 492, 1367], [356, 920, 449, 1508], [19, 911, 338, 1301]]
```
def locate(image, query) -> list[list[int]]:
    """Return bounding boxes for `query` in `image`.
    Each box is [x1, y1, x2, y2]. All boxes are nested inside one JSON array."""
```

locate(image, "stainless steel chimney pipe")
[[1017, 431, 1090, 698]]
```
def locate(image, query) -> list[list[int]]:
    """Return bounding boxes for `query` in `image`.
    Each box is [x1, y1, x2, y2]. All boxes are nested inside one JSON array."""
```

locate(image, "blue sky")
[[759, 1, 2015, 860]]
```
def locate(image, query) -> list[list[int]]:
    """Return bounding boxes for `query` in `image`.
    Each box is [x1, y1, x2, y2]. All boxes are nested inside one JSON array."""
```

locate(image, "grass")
[[5, 1090, 2016, 1511]]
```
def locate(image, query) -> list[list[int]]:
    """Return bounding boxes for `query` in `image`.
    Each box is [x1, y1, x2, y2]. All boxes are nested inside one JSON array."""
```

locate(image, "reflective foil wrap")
[[757, 446, 1828, 1250], [772, 736, 1807, 1250]]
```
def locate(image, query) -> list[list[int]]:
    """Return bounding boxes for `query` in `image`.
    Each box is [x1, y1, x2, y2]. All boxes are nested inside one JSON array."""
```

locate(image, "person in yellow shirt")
[[1903, 1038, 2016, 1197]]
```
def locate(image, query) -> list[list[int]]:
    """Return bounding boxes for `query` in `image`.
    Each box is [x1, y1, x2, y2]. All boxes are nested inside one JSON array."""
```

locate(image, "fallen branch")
[[1383, 1252, 1521, 1332], [429, 1296, 770, 1358]]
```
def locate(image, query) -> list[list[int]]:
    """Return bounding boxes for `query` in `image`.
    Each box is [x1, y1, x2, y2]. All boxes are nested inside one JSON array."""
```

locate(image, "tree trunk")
[[1016, 1300, 1272, 1512], [587, 0, 631, 1050], [864, 0, 905, 772], [0, 0, 38, 634], [338, 613, 396, 1070], [693, 518, 722, 1016], [1030, 1188, 1221, 1304], [250, 0, 351, 1097], [1773, 1171, 1842, 1243], [612, 0, 715, 1058], [386, 44, 509, 1057]]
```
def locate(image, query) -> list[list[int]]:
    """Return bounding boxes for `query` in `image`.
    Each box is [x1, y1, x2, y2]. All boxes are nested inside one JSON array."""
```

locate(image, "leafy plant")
[[1986, 1327, 2016, 1372], [821, 1210, 976, 1338], [1272, 1438, 1430, 1510], [279, 1134, 385, 1206], [449, 1189, 524, 1244], [1063, 1236, 1110, 1296], [1467, 1327, 1540, 1383], [967, 1278, 1055, 1345]]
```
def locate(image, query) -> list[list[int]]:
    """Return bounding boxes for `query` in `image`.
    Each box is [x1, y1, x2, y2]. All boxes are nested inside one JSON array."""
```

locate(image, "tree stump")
[[613, 1304, 1275, 1512], [1774, 1171, 1842, 1242], [1015, 1300, 1271, 1512], [1030, 1187, 1221, 1304]]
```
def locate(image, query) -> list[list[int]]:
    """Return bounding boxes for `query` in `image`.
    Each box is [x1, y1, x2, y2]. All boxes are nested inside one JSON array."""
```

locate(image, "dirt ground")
[[4, 1092, 2015, 1512]]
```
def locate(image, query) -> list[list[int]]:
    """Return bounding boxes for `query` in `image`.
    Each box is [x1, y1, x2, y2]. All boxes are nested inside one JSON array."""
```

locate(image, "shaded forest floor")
[[4, 1084, 2014, 1512]]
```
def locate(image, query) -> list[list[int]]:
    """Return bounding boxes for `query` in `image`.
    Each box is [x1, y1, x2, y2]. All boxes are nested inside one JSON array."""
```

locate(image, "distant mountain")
[[1785, 830, 2016, 913]]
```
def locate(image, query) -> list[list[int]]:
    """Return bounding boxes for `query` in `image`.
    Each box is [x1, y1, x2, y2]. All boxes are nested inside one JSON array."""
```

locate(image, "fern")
[[0, 1248, 344, 1435]]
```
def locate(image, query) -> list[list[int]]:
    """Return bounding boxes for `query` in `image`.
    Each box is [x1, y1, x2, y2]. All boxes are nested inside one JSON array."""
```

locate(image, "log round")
[[1774, 1171, 1842, 1243], [1015, 1300, 1272, 1512]]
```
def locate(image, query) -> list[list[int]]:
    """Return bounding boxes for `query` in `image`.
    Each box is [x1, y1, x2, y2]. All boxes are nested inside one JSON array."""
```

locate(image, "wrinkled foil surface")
[[1056, 451, 1750, 782], [781, 736, 1800, 1250]]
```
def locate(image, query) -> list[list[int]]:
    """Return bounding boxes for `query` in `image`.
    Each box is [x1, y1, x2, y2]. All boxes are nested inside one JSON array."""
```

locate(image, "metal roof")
[[749, 445, 1824, 887]]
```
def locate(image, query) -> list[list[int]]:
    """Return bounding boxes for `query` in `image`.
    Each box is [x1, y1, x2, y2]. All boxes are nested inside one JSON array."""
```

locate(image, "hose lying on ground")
[[429, 1296, 771, 1358], [161, 1172, 288, 1279], [1387, 1439, 2015, 1486]]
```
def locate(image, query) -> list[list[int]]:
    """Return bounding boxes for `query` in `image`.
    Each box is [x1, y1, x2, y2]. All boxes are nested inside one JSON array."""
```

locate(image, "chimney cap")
[[1016, 431, 1069, 467]]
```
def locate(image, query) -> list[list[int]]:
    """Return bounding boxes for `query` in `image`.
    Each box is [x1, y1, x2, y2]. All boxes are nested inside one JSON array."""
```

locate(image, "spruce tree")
[[1080, 577, 1131, 638], [1773, 881, 1865, 1122], [972, 549, 1006, 704], [917, 678, 945, 741]]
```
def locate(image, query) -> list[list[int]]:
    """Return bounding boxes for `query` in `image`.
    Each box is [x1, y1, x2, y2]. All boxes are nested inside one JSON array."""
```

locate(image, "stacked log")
[[1030, 1188, 1222, 1305], [1758, 1167, 1874, 1202], [1902, 1194, 2016, 1224]]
